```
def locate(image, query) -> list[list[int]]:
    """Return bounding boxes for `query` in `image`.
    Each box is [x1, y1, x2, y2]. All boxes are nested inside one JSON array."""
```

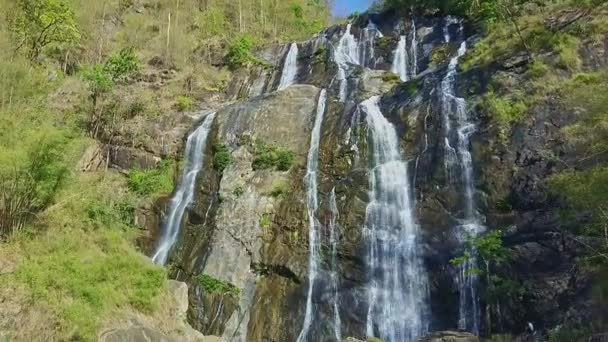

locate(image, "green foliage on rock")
[[251, 139, 295, 171], [213, 144, 233, 173], [196, 273, 240, 298], [127, 160, 175, 198], [260, 214, 272, 229], [225, 35, 258, 69]]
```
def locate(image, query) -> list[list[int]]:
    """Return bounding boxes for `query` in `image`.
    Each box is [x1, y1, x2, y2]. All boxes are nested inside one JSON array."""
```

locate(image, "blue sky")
[[332, 0, 373, 16]]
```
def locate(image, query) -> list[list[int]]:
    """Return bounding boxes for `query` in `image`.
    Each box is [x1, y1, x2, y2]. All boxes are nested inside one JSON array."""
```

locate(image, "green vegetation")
[[250, 139, 295, 171], [233, 185, 245, 198], [176, 95, 194, 111], [127, 160, 175, 198], [269, 181, 290, 198], [260, 214, 272, 229], [452, 230, 516, 335], [11, 0, 81, 61], [196, 273, 240, 298], [430, 44, 451, 66], [213, 144, 233, 173], [1, 173, 166, 340]]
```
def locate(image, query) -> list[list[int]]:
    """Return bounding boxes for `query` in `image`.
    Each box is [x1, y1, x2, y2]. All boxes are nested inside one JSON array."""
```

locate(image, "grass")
[[1, 172, 166, 341], [127, 160, 175, 198], [195, 274, 240, 298]]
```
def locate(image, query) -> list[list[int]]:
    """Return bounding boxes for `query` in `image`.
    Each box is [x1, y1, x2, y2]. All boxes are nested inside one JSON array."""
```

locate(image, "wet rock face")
[[149, 9, 606, 342]]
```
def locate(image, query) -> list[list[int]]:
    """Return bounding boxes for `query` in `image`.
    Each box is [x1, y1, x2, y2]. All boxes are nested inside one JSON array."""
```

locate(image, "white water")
[[278, 42, 299, 90], [329, 188, 342, 341], [410, 19, 418, 77], [362, 96, 429, 342], [440, 21, 484, 335], [152, 113, 216, 265], [391, 19, 418, 82], [391, 35, 409, 82], [359, 21, 383, 67], [297, 89, 327, 342], [334, 24, 359, 102]]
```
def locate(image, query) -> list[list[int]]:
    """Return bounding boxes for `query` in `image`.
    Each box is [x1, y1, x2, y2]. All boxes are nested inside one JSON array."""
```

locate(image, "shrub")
[[104, 47, 140, 81], [276, 150, 295, 171], [176, 95, 194, 112], [251, 139, 295, 171], [260, 214, 272, 229], [196, 274, 240, 298], [269, 181, 289, 198], [0, 131, 69, 236], [225, 35, 256, 69], [127, 160, 174, 197], [213, 144, 232, 173], [233, 185, 244, 198]]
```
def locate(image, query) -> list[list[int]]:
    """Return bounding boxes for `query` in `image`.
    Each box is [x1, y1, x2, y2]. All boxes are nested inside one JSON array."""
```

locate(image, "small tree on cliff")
[[452, 230, 513, 336]]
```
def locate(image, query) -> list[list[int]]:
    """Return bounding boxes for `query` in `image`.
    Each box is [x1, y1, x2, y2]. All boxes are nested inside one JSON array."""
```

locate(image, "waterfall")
[[334, 24, 359, 102], [391, 35, 409, 82], [297, 89, 327, 342], [440, 21, 484, 335], [359, 21, 383, 67], [278, 42, 299, 90], [410, 18, 418, 77], [362, 96, 429, 342], [391, 19, 418, 82], [152, 113, 216, 265], [329, 188, 342, 341]]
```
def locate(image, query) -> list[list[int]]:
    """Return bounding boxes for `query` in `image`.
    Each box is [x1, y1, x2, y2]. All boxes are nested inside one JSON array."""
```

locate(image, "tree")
[[11, 0, 80, 61], [82, 48, 140, 137], [452, 230, 512, 336]]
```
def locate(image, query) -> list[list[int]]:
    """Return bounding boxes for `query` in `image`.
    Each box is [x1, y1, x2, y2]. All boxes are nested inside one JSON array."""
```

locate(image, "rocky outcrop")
[[147, 8, 607, 342], [99, 280, 221, 342]]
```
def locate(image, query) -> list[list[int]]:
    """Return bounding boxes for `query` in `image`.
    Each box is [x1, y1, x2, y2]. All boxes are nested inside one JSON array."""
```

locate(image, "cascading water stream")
[[278, 42, 299, 90], [391, 35, 410, 82], [410, 18, 418, 77], [440, 20, 484, 335], [362, 96, 429, 342], [334, 24, 359, 102], [297, 89, 327, 342], [359, 21, 383, 68], [391, 19, 418, 82], [152, 113, 216, 265], [329, 188, 342, 341]]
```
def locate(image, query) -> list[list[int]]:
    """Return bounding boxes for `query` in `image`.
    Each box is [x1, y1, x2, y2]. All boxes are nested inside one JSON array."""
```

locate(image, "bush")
[[260, 214, 272, 229], [269, 181, 289, 198], [233, 185, 244, 198], [251, 139, 295, 171], [176, 95, 194, 112], [104, 47, 140, 81], [225, 35, 256, 69], [196, 274, 240, 298], [0, 131, 69, 236], [127, 160, 174, 197], [213, 144, 232, 173]]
